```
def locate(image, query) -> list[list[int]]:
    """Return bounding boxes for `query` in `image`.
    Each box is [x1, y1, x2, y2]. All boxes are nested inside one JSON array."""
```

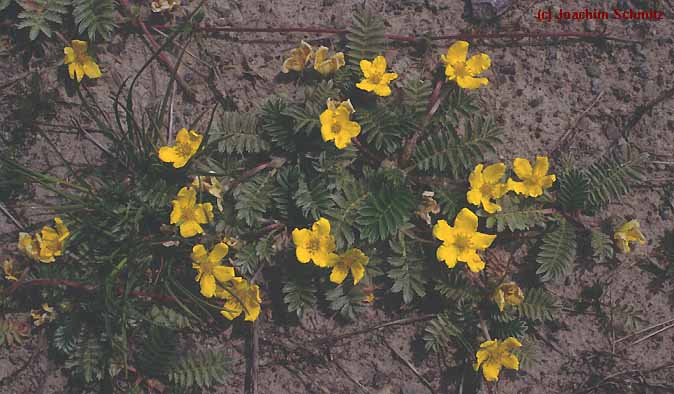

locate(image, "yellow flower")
[[493, 282, 524, 312], [18, 232, 40, 262], [158, 128, 203, 169], [31, 303, 56, 327], [37, 217, 70, 263], [169, 186, 214, 238], [356, 55, 398, 96], [440, 41, 491, 89], [507, 156, 556, 198], [474, 337, 521, 382], [313, 46, 345, 76], [614, 219, 646, 253], [3, 259, 17, 281], [151, 0, 180, 13], [432, 208, 496, 272], [467, 163, 509, 214], [63, 40, 102, 82], [319, 98, 361, 149], [282, 41, 314, 73], [192, 176, 225, 212], [216, 277, 262, 321], [191, 243, 236, 298], [327, 248, 369, 285], [292, 217, 337, 267]]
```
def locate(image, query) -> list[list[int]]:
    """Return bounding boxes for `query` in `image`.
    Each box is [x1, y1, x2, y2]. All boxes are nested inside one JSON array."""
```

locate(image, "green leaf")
[[137, 327, 178, 378], [357, 187, 415, 242], [0, 0, 12, 11], [168, 350, 230, 389], [423, 313, 463, 353], [387, 237, 426, 304], [72, 0, 116, 41], [536, 219, 577, 281], [557, 169, 590, 212], [355, 104, 409, 154], [326, 284, 366, 320], [294, 176, 334, 220], [283, 279, 317, 318], [413, 115, 501, 178], [485, 195, 547, 232], [214, 112, 269, 155], [326, 178, 370, 248], [17, 0, 69, 40], [402, 78, 433, 118], [149, 306, 193, 330], [345, 8, 386, 67], [590, 230, 614, 263], [233, 171, 278, 226], [514, 288, 558, 322], [53, 316, 82, 354], [585, 145, 646, 211]]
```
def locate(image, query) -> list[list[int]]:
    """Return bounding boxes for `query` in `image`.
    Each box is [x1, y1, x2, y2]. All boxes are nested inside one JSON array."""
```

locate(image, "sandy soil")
[[0, 0, 673, 393]]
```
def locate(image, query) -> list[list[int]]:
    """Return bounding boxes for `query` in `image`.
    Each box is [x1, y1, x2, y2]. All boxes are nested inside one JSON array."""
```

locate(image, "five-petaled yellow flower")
[[493, 282, 524, 312], [158, 128, 203, 169], [314, 46, 345, 76], [467, 163, 509, 214], [169, 186, 214, 238], [63, 40, 102, 82], [192, 176, 225, 212], [441, 41, 491, 89], [327, 248, 369, 285], [507, 156, 556, 198], [191, 243, 236, 298], [614, 219, 646, 253], [217, 277, 262, 321], [282, 41, 314, 73], [3, 259, 17, 281], [433, 208, 496, 272], [292, 217, 337, 267], [474, 337, 521, 382], [319, 98, 362, 149], [18, 217, 70, 263], [356, 55, 398, 97], [31, 303, 56, 327], [151, 0, 180, 13]]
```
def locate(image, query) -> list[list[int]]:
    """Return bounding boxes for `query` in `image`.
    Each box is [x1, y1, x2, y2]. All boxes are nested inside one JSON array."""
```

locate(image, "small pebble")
[[591, 78, 602, 95]]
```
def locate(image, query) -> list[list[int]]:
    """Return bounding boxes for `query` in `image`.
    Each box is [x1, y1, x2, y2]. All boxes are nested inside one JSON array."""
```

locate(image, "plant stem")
[[228, 158, 286, 191], [399, 79, 445, 167]]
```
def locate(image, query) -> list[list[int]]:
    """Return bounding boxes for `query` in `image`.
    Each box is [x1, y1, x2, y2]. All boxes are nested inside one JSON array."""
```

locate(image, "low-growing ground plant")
[[0, 5, 651, 393]]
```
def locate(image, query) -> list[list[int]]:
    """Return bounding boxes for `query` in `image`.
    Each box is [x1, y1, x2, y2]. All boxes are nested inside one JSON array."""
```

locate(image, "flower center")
[[369, 71, 382, 84], [454, 62, 471, 79], [308, 237, 321, 254], [331, 122, 341, 134], [453, 233, 473, 251], [200, 260, 215, 275], [175, 142, 193, 158], [479, 183, 493, 197], [181, 206, 197, 222]]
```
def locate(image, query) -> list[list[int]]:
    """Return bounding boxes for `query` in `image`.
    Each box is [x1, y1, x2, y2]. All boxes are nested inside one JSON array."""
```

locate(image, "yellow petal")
[[312, 250, 337, 268], [64, 47, 75, 64], [200, 275, 216, 297], [381, 72, 398, 84], [292, 228, 311, 248], [437, 244, 458, 268], [372, 55, 387, 73], [158, 146, 180, 164], [482, 163, 506, 183], [471, 232, 496, 250], [359, 59, 373, 78], [296, 247, 312, 263], [443, 41, 469, 66], [541, 174, 556, 189], [220, 299, 243, 320], [444, 64, 456, 81], [466, 53, 491, 75], [464, 253, 486, 273], [432, 220, 453, 242], [356, 80, 377, 93], [169, 201, 182, 224], [312, 218, 331, 236], [482, 361, 501, 381], [454, 208, 478, 232], [177, 187, 196, 207], [71, 40, 88, 54], [191, 244, 208, 263], [314, 46, 328, 65], [456, 75, 489, 89], [350, 261, 365, 285], [83, 60, 101, 79], [213, 266, 236, 283], [533, 156, 550, 178], [468, 164, 485, 188], [467, 189, 483, 207], [512, 158, 533, 179], [481, 199, 501, 214], [180, 221, 202, 238], [501, 354, 519, 370], [501, 337, 522, 350], [372, 84, 392, 97], [330, 263, 349, 284], [208, 243, 229, 264], [475, 349, 489, 370]]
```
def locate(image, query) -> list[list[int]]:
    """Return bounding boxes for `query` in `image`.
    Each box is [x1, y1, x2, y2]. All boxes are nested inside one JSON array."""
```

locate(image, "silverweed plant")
[[0, 6, 651, 394]]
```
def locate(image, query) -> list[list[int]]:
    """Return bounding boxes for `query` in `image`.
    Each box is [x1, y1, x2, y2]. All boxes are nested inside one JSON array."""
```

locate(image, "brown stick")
[[117, 0, 195, 100], [383, 338, 436, 393], [244, 321, 259, 394], [550, 90, 605, 156], [311, 314, 435, 345], [228, 157, 286, 191]]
